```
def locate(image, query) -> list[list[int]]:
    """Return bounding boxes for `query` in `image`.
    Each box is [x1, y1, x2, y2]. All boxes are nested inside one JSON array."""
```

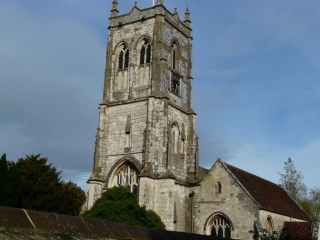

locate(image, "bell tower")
[[87, 0, 199, 231]]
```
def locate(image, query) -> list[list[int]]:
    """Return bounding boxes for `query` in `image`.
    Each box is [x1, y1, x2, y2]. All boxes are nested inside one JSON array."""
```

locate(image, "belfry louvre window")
[[114, 164, 139, 195], [140, 39, 151, 65], [118, 45, 129, 69], [211, 215, 231, 238]]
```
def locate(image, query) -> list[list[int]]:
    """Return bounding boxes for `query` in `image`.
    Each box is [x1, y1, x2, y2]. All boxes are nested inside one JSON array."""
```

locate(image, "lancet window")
[[172, 42, 178, 70], [140, 39, 151, 65], [218, 182, 222, 193], [118, 45, 129, 69]]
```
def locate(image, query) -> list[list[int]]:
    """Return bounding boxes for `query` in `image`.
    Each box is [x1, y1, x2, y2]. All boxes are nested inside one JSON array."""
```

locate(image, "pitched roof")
[[199, 166, 209, 180], [222, 162, 311, 221], [282, 221, 313, 240]]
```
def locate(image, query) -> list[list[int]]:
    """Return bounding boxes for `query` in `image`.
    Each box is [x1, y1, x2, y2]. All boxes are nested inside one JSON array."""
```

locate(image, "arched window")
[[118, 45, 129, 69], [172, 42, 178, 70], [140, 39, 151, 65], [266, 217, 273, 233], [113, 164, 139, 195], [209, 215, 231, 238]]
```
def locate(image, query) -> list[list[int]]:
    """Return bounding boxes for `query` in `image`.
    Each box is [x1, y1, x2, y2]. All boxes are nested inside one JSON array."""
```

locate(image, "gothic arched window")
[[266, 217, 273, 233], [113, 164, 139, 195], [118, 45, 129, 69], [209, 215, 231, 238], [140, 39, 151, 65]]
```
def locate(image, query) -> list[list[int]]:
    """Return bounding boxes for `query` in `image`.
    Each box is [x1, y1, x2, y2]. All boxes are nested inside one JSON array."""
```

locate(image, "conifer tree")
[[9, 154, 85, 215], [0, 153, 22, 207]]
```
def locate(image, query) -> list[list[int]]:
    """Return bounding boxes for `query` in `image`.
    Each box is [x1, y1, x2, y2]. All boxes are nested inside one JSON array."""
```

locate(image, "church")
[[85, 1, 311, 239]]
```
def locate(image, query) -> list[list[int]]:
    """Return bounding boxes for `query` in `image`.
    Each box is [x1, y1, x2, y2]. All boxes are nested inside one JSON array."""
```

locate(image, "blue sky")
[[1, 0, 319, 192]]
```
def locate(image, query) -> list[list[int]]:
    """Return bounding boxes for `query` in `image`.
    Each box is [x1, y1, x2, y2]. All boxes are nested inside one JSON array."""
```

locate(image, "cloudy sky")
[[1, 0, 319, 192]]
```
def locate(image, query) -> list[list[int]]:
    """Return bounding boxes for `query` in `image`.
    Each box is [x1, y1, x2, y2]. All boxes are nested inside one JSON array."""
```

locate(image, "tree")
[[250, 224, 311, 240], [0, 153, 22, 207], [9, 154, 86, 215], [279, 158, 307, 203], [279, 158, 320, 222], [300, 188, 320, 222], [82, 186, 165, 230], [309, 188, 320, 221], [54, 181, 87, 216]]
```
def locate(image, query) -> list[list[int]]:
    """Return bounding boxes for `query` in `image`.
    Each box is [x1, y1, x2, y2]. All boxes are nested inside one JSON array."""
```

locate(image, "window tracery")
[[210, 215, 231, 238], [139, 39, 151, 65], [118, 45, 129, 69], [113, 164, 139, 195]]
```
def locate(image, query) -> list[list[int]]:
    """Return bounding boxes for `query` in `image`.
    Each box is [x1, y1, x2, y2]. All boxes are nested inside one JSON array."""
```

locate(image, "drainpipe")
[[189, 191, 195, 233]]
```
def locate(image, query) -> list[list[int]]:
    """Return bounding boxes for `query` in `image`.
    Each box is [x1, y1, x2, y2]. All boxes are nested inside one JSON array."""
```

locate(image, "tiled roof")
[[223, 162, 311, 221], [282, 221, 313, 240], [199, 166, 209, 180]]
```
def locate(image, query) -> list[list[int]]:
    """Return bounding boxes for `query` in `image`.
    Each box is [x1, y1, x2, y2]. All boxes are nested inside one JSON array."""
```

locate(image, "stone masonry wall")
[[259, 209, 307, 231], [139, 177, 194, 232], [195, 161, 259, 239]]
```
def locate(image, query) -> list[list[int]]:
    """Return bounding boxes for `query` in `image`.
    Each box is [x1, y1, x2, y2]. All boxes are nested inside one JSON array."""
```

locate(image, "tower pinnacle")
[[110, 0, 119, 18], [156, 0, 164, 5], [184, 7, 191, 28]]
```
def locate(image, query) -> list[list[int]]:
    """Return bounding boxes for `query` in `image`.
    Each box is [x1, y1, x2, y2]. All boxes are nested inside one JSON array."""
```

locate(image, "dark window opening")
[[118, 51, 124, 69], [218, 181, 222, 193], [172, 48, 176, 69], [218, 226, 223, 238], [140, 46, 145, 64], [225, 226, 231, 238], [124, 50, 129, 68], [146, 45, 151, 63]]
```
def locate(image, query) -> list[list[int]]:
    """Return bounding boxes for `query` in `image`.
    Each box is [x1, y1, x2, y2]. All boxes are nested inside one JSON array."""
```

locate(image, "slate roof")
[[222, 162, 311, 221]]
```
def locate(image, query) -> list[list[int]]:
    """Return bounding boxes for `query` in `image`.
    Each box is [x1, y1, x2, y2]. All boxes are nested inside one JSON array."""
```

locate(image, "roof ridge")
[[224, 162, 282, 187], [222, 161, 311, 221]]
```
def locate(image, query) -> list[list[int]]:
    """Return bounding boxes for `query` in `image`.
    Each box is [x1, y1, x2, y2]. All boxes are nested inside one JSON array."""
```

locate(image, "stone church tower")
[[87, 0, 199, 232], [86, 1, 312, 238]]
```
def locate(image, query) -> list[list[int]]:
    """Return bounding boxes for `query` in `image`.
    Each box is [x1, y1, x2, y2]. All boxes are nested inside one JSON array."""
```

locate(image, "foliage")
[[56, 181, 87, 215], [0, 154, 22, 207], [82, 186, 165, 230], [250, 224, 308, 240], [279, 158, 307, 202], [9, 154, 86, 215], [299, 188, 320, 222], [309, 188, 320, 221], [279, 158, 320, 222]]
